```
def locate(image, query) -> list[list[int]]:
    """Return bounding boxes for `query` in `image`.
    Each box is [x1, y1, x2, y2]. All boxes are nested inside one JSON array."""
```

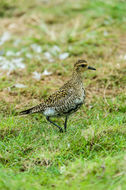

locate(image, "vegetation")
[[0, 0, 126, 189]]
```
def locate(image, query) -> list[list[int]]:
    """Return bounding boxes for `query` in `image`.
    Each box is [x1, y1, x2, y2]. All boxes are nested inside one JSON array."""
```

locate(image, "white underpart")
[[74, 88, 85, 104], [43, 108, 56, 116], [74, 97, 84, 104]]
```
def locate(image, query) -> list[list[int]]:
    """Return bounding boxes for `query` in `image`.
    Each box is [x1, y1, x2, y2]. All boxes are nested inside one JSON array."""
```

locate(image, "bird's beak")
[[88, 66, 96, 70]]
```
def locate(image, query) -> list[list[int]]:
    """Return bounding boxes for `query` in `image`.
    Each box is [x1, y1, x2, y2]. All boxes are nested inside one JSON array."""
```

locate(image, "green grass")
[[0, 0, 126, 189]]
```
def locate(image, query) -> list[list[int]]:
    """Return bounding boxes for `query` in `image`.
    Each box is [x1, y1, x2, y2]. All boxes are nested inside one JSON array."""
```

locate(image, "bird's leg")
[[64, 116, 68, 132], [46, 116, 63, 133]]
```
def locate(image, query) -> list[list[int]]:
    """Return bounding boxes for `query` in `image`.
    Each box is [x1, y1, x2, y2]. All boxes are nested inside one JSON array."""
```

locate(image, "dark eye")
[[81, 64, 86, 68]]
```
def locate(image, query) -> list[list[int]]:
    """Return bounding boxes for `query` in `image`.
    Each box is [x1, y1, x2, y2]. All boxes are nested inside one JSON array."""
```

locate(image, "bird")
[[19, 59, 96, 132]]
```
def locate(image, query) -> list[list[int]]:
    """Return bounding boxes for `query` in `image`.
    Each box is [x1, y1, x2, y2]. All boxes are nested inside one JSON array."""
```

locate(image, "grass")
[[0, 0, 126, 189]]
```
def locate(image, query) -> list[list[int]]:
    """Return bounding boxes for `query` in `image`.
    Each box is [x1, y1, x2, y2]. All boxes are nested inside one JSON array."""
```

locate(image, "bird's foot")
[[59, 128, 63, 133], [64, 128, 67, 132]]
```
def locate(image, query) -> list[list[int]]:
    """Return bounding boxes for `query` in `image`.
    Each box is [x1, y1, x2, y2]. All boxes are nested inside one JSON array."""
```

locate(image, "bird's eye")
[[81, 64, 86, 68]]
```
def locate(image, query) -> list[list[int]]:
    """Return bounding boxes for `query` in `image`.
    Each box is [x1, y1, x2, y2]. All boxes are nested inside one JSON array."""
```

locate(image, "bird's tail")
[[19, 103, 45, 115]]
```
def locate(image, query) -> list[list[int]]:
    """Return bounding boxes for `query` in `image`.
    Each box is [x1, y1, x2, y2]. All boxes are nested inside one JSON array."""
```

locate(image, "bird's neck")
[[72, 70, 83, 84]]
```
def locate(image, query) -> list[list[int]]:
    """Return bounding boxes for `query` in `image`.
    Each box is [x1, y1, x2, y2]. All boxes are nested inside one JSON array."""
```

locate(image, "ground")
[[0, 0, 126, 189]]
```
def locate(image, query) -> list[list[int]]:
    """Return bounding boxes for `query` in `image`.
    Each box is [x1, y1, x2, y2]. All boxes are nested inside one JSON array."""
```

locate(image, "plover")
[[19, 60, 96, 132]]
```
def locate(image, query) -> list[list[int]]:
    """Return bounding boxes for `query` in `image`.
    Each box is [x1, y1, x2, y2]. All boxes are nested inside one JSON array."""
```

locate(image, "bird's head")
[[74, 59, 96, 73]]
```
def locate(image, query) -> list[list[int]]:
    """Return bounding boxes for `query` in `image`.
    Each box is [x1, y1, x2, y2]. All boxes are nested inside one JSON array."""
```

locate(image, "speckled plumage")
[[20, 60, 96, 132]]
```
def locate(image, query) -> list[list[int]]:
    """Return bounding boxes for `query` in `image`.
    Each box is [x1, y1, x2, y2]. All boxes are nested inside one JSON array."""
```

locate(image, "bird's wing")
[[44, 87, 74, 107]]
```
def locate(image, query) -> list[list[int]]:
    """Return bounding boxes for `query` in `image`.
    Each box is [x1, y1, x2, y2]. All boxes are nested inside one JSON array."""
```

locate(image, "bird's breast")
[[74, 86, 85, 105]]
